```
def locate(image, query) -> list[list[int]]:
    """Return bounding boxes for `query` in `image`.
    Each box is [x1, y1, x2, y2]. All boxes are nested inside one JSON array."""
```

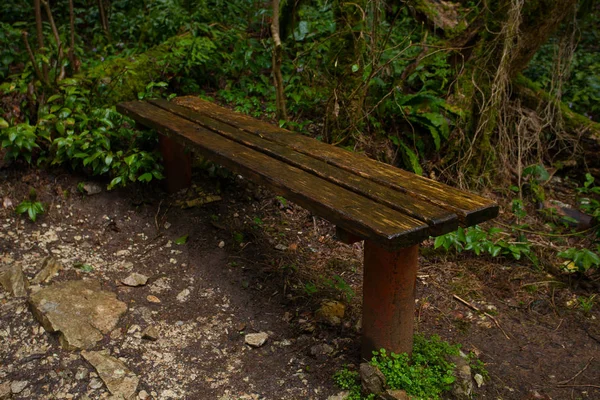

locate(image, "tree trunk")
[[271, 0, 287, 121], [325, 0, 367, 144], [410, 0, 580, 183]]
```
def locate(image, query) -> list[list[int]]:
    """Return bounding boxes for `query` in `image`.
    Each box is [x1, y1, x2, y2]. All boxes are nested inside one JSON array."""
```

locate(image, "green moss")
[[84, 33, 215, 103]]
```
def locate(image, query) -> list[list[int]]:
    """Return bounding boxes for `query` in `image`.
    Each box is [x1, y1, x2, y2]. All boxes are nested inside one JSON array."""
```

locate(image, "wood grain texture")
[[172, 96, 498, 226], [150, 99, 458, 236], [117, 101, 431, 249]]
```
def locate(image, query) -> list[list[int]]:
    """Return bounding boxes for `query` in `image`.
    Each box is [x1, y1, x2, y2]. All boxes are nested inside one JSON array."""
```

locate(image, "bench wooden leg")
[[158, 134, 192, 193], [362, 241, 418, 360]]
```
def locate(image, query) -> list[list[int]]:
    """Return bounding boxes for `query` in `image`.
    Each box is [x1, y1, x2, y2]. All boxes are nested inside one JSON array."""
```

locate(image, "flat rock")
[[28, 280, 127, 350], [121, 273, 148, 287], [82, 350, 139, 399], [31, 256, 63, 284], [0, 263, 29, 297], [245, 332, 268, 348]]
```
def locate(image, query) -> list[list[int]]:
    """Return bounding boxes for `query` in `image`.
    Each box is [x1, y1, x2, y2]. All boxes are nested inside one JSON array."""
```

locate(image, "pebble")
[[176, 288, 190, 303], [245, 332, 269, 348], [75, 367, 89, 380], [138, 390, 149, 399], [474, 373, 484, 387], [218, 241, 225, 248], [10, 380, 28, 394], [141, 326, 160, 341], [121, 273, 149, 287], [89, 378, 103, 389], [147, 295, 161, 303]]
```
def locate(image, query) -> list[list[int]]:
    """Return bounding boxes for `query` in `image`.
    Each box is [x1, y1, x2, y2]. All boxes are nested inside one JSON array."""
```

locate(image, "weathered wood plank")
[[117, 101, 431, 249], [173, 96, 498, 226], [150, 99, 459, 236]]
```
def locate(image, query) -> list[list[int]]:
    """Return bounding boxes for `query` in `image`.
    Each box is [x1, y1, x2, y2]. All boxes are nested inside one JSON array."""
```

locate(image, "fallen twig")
[[556, 384, 600, 389], [557, 357, 594, 385], [453, 294, 511, 340]]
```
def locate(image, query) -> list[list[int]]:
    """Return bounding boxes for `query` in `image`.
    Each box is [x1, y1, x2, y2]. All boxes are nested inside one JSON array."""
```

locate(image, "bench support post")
[[158, 134, 192, 193], [362, 241, 418, 360]]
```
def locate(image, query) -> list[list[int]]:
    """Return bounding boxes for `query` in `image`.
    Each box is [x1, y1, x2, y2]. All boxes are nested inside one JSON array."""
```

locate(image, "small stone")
[[327, 391, 350, 400], [474, 373, 484, 388], [138, 390, 149, 399], [0, 263, 29, 297], [316, 300, 345, 325], [383, 389, 411, 400], [236, 322, 247, 332], [89, 378, 103, 389], [310, 343, 334, 360], [115, 249, 130, 257], [82, 182, 102, 195], [10, 381, 28, 394], [245, 332, 269, 348], [75, 367, 89, 380], [111, 328, 123, 340], [82, 350, 139, 399], [146, 295, 161, 303], [31, 256, 63, 284], [141, 326, 159, 341], [218, 241, 225, 248], [274, 244, 287, 251], [127, 325, 141, 334], [360, 363, 386, 395], [163, 222, 171, 230], [176, 288, 190, 303], [121, 273, 148, 287]]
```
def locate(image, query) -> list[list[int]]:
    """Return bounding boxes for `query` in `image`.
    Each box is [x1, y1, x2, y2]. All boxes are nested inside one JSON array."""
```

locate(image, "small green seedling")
[[16, 189, 44, 222], [175, 234, 189, 245]]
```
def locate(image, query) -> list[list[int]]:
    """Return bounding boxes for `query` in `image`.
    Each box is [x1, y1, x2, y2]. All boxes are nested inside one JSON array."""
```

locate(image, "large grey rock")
[[0, 263, 28, 297], [31, 256, 63, 284], [29, 280, 127, 350], [360, 363, 386, 395], [82, 350, 139, 400]]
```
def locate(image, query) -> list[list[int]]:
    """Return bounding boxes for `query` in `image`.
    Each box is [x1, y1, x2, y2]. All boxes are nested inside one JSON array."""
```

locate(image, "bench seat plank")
[[173, 96, 498, 226], [149, 99, 459, 236], [117, 101, 432, 248]]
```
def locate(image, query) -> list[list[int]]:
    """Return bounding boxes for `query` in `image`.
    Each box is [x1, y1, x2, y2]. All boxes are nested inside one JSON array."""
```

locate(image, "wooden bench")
[[117, 96, 498, 359]]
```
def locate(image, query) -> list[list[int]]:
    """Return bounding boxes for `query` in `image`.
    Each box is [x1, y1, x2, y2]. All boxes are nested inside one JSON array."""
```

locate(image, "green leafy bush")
[[433, 225, 535, 262]]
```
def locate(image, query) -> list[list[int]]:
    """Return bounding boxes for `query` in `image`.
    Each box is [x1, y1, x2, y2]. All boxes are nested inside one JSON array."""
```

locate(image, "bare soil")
[[1, 165, 599, 400]]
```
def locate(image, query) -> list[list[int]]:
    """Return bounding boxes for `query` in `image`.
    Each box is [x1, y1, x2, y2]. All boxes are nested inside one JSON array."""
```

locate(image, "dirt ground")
[[1, 165, 599, 400]]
